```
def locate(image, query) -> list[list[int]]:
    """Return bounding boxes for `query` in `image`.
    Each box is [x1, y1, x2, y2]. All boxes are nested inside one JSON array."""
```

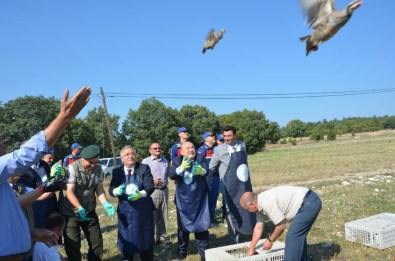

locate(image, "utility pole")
[[100, 87, 118, 168]]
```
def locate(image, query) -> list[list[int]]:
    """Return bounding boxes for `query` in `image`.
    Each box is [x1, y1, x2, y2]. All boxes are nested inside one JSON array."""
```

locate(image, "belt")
[[155, 186, 168, 190], [0, 251, 31, 261]]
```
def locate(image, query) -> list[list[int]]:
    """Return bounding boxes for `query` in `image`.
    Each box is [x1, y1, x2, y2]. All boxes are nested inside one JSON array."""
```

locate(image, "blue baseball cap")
[[71, 143, 82, 149], [177, 127, 188, 133], [217, 134, 224, 141], [202, 132, 215, 140]]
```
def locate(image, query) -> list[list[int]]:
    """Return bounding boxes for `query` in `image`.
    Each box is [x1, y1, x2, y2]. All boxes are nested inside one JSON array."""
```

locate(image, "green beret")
[[80, 145, 100, 159]]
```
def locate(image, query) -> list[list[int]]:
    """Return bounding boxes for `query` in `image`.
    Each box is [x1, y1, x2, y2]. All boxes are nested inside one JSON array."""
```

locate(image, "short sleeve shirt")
[[257, 186, 308, 225]]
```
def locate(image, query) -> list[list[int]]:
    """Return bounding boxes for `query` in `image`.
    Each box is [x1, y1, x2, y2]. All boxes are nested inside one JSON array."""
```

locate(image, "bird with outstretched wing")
[[299, 0, 363, 56], [202, 28, 226, 54]]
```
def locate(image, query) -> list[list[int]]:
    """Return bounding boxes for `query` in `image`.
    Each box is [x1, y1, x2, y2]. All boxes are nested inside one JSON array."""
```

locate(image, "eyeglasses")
[[151, 147, 161, 150]]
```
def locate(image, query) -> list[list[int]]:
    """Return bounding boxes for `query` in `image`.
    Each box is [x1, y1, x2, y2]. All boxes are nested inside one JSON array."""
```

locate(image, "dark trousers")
[[284, 190, 322, 261], [63, 212, 103, 261], [121, 248, 153, 261], [219, 181, 239, 244], [177, 228, 209, 258]]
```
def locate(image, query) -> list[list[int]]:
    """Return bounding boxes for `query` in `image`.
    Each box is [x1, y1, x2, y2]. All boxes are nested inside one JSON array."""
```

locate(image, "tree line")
[[1, 96, 394, 162]]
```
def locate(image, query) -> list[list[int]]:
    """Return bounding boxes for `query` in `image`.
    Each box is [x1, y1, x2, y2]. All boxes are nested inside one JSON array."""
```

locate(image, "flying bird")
[[202, 29, 226, 54], [299, 0, 363, 56]]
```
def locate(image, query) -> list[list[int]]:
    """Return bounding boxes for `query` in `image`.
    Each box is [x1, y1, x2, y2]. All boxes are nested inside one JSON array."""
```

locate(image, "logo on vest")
[[183, 170, 193, 185], [126, 183, 138, 195], [236, 164, 249, 182]]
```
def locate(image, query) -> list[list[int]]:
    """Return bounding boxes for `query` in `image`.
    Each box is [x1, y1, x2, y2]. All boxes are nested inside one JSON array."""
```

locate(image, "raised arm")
[[44, 87, 91, 149], [0, 87, 91, 180]]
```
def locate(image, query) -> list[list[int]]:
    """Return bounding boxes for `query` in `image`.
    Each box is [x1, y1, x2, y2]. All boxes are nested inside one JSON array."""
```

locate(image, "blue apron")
[[223, 150, 256, 235], [175, 161, 210, 232], [117, 169, 154, 256]]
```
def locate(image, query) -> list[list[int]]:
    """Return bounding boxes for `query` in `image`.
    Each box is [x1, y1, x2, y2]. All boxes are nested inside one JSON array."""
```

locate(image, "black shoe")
[[177, 253, 187, 260]]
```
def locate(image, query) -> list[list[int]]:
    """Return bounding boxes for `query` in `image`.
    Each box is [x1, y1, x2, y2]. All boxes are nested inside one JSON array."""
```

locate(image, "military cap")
[[80, 145, 100, 159]]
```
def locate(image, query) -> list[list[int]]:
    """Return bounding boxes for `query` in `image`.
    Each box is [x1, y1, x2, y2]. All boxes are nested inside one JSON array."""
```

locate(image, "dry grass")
[[75, 130, 395, 260]]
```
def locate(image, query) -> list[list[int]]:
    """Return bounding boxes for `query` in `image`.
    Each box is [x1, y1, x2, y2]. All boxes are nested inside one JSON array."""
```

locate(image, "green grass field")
[[78, 130, 395, 261]]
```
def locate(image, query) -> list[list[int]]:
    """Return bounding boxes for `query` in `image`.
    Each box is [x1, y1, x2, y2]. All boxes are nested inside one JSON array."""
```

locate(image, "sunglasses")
[[151, 147, 161, 150]]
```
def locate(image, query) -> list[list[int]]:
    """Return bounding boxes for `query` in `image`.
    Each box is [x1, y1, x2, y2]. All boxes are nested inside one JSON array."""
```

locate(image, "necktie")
[[127, 168, 132, 183]]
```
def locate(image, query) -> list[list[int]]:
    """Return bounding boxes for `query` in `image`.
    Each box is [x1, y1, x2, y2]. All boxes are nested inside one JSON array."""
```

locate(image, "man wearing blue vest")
[[209, 126, 256, 244], [63, 142, 82, 168], [169, 142, 210, 261]]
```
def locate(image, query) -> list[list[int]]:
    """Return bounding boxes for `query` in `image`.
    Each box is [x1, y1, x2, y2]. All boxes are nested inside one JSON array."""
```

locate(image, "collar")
[[124, 165, 135, 173]]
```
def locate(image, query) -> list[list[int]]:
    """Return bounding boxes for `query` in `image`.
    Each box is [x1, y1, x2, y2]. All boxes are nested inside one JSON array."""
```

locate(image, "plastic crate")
[[205, 239, 285, 261], [345, 213, 395, 249]]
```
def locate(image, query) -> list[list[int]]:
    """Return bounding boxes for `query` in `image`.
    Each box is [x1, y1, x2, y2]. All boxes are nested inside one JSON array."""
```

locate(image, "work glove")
[[180, 157, 191, 171], [192, 162, 205, 176], [112, 183, 126, 196], [128, 190, 143, 201], [102, 201, 115, 217], [50, 162, 65, 179], [77, 206, 91, 221], [39, 176, 67, 193]]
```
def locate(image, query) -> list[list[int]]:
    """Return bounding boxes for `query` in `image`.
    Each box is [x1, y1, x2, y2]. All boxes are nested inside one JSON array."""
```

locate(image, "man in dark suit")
[[109, 145, 155, 261], [169, 141, 210, 261]]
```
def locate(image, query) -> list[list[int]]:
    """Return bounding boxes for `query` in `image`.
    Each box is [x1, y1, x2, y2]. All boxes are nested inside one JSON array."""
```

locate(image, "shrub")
[[279, 138, 287, 144], [310, 129, 324, 141], [327, 130, 337, 141]]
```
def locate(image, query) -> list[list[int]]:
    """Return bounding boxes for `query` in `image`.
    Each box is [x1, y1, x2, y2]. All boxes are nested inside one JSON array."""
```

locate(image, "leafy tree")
[[218, 114, 236, 128], [327, 129, 337, 141], [0, 95, 104, 161], [57, 119, 94, 160], [310, 129, 324, 141], [84, 107, 121, 158], [285, 119, 306, 138], [122, 98, 180, 160], [225, 109, 269, 153], [382, 116, 395, 129], [0, 96, 59, 152], [179, 105, 221, 147], [263, 122, 281, 144]]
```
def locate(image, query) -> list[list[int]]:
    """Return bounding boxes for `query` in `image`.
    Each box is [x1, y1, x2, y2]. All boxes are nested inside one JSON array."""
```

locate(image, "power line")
[[97, 87, 395, 100]]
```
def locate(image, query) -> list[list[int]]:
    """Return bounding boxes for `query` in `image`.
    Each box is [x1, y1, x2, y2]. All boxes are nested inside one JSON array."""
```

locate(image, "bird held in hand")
[[202, 28, 226, 54], [299, 0, 363, 56]]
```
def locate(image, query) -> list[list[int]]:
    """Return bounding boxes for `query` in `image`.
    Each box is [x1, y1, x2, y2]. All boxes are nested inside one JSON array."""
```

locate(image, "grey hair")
[[120, 145, 136, 157], [242, 192, 257, 209]]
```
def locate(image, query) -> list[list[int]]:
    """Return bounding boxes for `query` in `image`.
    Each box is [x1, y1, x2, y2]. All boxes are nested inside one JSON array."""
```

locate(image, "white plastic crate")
[[205, 239, 284, 261], [345, 212, 395, 249]]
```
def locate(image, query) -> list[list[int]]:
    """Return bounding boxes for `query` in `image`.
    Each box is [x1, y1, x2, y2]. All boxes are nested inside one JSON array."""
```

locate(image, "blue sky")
[[1, 0, 394, 127]]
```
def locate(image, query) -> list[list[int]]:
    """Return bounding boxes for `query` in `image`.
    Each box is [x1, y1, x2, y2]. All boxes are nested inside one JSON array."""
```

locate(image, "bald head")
[[240, 192, 258, 212], [181, 141, 196, 161]]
